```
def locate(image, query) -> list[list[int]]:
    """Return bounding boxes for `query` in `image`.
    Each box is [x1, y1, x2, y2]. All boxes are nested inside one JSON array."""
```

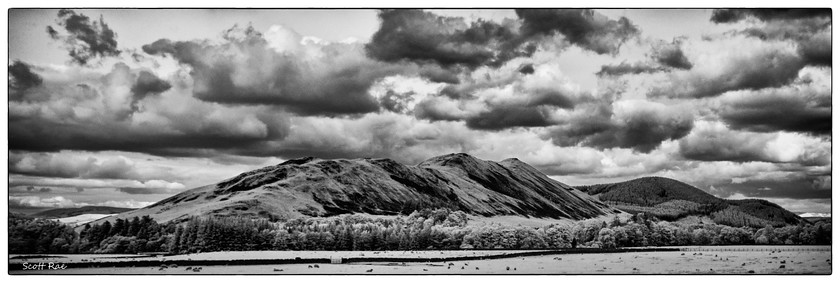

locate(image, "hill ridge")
[[104, 153, 612, 224]]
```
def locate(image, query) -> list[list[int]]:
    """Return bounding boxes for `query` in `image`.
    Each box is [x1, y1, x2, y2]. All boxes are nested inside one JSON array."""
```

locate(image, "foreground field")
[[9, 246, 831, 274]]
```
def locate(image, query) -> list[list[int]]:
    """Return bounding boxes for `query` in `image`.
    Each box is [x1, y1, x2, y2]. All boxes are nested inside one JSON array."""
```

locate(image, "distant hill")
[[32, 206, 134, 218], [57, 214, 116, 226], [804, 217, 831, 223], [96, 153, 614, 224], [576, 177, 803, 227]]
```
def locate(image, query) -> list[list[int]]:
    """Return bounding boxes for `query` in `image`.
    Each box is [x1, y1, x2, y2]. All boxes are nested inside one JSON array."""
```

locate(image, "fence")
[[10, 246, 829, 271], [678, 247, 831, 252]]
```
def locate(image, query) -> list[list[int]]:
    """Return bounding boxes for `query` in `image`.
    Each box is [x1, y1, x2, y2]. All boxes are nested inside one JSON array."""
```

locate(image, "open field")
[[9, 246, 831, 274]]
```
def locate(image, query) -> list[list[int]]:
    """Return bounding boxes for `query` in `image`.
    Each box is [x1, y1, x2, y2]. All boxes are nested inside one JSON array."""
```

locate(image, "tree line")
[[8, 209, 832, 254]]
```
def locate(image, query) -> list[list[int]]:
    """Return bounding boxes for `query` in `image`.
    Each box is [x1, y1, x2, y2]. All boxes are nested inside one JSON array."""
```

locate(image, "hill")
[[576, 177, 803, 227], [99, 153, 614, 224], [31, 206, 134, 218]]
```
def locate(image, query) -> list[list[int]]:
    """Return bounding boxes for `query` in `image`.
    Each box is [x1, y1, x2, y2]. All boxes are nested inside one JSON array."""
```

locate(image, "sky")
[[6, 8, 832, 216]]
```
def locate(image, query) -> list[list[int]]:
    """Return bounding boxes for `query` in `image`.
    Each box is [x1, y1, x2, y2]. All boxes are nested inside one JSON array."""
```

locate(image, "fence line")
[[9, 246, 829, 270], [678, 247, 830, 252]]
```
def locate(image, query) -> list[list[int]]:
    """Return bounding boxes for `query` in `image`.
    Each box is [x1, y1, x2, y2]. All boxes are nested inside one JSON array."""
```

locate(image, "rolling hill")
[[576, 177, 803, 227], [99, 153, 614, 224]]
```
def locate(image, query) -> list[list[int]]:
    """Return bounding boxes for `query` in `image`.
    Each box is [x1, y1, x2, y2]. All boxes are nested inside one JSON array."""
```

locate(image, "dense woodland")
[[9, 208, 832, 254]]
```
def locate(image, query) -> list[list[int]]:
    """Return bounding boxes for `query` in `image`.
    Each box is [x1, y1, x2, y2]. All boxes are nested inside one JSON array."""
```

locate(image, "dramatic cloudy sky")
[[6, 9, 832, 216]]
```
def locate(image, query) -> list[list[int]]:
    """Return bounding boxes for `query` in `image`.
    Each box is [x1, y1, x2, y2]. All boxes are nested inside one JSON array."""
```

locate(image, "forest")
[[8, 209, 832, 254]]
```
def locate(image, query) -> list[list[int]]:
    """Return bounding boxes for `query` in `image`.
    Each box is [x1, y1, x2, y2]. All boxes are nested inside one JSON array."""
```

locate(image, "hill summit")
[[106, 153, 613, 223]]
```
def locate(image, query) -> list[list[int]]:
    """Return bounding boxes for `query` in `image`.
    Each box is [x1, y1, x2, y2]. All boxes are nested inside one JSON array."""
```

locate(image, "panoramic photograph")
[[6, 8, 833, 275]]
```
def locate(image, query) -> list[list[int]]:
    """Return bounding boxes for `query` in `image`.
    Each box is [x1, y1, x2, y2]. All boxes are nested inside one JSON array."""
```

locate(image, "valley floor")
[[9, 246, 831, 275]]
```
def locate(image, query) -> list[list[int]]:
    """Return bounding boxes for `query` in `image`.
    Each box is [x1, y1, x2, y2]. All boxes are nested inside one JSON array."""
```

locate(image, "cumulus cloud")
[[678, 121, 830, 165], [8, 60, 43, 100], [596, 38, 691, 77], [596, 61, 662, 76], [8, 60, 289, 156], [648, 37, 806, 98], [366, 9, 533, 69], [415, 61, 598, 130], [47, 9, 120, 65], [711, 8, 831, 67], [550, 100, 694, 153], [516, 9, 639, 55], [143, 24, 402, 116], [650, 39, 692, 69], [715, 79, 830, 135], [365, 9, 639, 70], [130, 70, 171, 112]]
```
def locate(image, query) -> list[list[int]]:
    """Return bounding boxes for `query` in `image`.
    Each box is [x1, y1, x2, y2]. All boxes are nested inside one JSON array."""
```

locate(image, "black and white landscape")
[[7, 8, 832, 275]]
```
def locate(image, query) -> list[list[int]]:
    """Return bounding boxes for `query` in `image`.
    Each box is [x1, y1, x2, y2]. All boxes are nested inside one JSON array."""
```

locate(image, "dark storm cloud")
[[143, 25, 397, 116], [797, 33, 831, 66], [130, 71, 172, 112], [596, 61, 662, 76], [711, 8, 831, 67], [651, 39, 692, 69], [417, 65, 461, 84], [47, 9, 120, 65], [9, 118, 282, 156], [413, 99, 464, 122], [365, 9, 534, 69], [518, 64, 535, 74], [465, 105, 556, 130], [416, 83, 586, 130], [516, 9, 640, 55], [8, 60, 43, 100], [710, 9, 831, 23], [649, 47, 805, 98], [380, 90, 416, 113], [365, 9, 639, 70], [717, 84, 831, 135], [550, 102, 694, 153], [679, 135, 768, 163]]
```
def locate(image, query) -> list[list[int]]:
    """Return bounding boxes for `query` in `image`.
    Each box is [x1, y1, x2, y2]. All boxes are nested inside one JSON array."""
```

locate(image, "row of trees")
[[9, 209, 832, 254], [9, 214, 76, 253]]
